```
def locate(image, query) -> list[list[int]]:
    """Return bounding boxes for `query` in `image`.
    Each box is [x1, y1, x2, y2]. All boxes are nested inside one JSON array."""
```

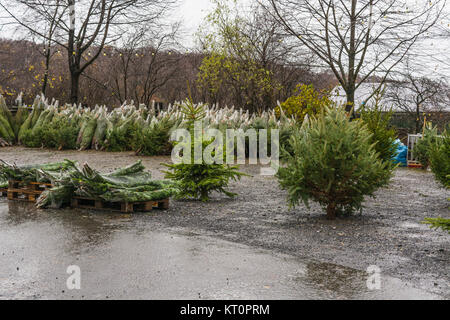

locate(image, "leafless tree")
[[263, 0, 446, 114], [239, 5, 316, 105], [0, 0, 177, 103], [108, 23, 182, 106], [197, 0, 315, 111], [387, 64, 449, 133], [25, 2, 67, 95]]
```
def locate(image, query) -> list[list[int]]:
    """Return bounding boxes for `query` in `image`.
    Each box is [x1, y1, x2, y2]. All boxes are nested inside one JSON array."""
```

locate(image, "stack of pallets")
[[2, 180, 171, 212], [70, 197, 169, 213], [6, 180, 53, 202]]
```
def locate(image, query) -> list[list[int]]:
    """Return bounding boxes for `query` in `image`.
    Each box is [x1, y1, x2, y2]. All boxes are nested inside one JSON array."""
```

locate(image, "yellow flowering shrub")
[[275, 84, 331, 122]]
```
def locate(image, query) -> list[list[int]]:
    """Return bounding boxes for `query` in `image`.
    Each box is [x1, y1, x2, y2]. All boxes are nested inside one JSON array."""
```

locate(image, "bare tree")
[[27, 2, 66, 95], [0, 0, 176, 103], [108, 23, 181, 106], [0, 1, 66, 96], [387, 72, 449, 133], [197, 0, 314, 111], [264, 0, 446, 114]]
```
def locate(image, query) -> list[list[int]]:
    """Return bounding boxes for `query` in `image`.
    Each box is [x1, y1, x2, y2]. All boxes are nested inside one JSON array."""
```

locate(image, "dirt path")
[[0, 147, 449, 298]]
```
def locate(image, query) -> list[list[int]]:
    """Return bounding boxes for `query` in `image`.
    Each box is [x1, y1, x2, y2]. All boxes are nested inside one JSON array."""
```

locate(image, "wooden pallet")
[[70, 197, 169, 213], [407, 161, 423, 168], [9, 180, 53, 192], [7, 189, 40, 202], [0, 188, 7, 197], [6, 180, 53, 202]]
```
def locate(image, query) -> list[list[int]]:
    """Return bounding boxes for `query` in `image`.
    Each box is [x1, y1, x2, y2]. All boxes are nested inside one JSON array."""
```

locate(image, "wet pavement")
[[0, 147, 448, 300], [0, 200, 442, 300]]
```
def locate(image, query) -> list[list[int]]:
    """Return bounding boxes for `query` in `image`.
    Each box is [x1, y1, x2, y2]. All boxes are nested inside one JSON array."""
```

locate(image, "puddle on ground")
[[0, 199, 441, 300]]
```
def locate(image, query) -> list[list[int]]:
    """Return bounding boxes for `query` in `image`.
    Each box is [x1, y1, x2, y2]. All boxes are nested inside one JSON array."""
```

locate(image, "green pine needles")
[[359, 91, 398, 167], [163, 99, 247, 202], [277, 107, 394, 219], [414, 124, 441, 170], [429, 128, 450, 188], [423, 218, 450, 234]]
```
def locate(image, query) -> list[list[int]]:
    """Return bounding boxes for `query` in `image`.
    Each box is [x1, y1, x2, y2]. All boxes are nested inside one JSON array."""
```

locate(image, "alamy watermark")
[[66, 265, 81, 290], [366, 265, 381, 290], [171, 121, 280, 175]]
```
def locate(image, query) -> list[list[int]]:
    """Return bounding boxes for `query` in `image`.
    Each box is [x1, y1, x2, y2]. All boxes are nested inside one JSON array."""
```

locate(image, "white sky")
[[174, 0, 217, 47], [174, 0, 450, 80], [0, 0, 449, 80]]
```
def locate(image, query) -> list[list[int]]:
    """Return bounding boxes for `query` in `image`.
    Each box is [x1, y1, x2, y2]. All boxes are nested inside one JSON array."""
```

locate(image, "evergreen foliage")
[[414, 124, 440, 169], [359, 91, 398, 166], [133, 117, 180, 156], [423, 217, 450, 234], [163, 100, 247, 201], [277, 107, 394, 219], [429, 127, 449, 188], [275, 84, 331, 122]]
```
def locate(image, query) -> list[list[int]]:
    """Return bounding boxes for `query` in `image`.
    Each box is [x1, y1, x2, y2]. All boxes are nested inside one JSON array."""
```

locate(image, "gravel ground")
[[1, 146, 449, 298]]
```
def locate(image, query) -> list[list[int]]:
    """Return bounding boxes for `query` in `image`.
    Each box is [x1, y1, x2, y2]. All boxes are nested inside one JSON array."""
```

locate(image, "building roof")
[[331, 82, 450, 112]]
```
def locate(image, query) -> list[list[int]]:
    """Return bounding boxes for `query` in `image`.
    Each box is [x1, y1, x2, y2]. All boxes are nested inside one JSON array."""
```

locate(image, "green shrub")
[[275, 84, 330, 122], [429, 128, 449, 188], [277, 107, 394, 219], [360, 96, 398, 167], [414, 124, 440, 169]]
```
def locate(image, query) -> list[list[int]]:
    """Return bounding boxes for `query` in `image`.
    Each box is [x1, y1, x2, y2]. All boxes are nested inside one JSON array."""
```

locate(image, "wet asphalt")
[[0, 147, 448, 300], [0, 200, 443, 300]]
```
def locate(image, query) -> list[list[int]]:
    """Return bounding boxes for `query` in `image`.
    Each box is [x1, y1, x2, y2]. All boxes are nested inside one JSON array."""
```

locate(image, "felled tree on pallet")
[[277, 107, 394, 220], [163, 100, 246, 202]]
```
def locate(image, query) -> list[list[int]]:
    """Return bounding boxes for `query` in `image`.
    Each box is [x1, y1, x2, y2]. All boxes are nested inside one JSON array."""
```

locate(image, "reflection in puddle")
[[1, 200, 126, 252], [0, 199, 441, 300], [303, 261, 367, 299]]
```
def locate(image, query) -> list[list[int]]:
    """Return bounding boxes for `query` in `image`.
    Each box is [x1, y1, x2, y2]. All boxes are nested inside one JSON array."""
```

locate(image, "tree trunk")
[[345, 0, 357, 120], [326, 202, 336, 220], [70, 72, 80, 104], [416, 104, 421, 133], [42, 47, 51, 95], [346, 88, 355, 112], [346, 87, 357, 120], [42, 71, 49, 96]]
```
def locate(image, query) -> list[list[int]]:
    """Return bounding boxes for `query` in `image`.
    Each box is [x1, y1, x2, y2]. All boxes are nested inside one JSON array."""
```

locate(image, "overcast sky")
[[174, 0, 450, 80], [0, 0, 449, 79], [175, 0, 216, 44]]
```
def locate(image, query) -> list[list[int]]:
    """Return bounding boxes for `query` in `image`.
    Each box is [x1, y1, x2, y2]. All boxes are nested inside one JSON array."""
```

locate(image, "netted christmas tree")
[[277, 106, 394, 219]]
